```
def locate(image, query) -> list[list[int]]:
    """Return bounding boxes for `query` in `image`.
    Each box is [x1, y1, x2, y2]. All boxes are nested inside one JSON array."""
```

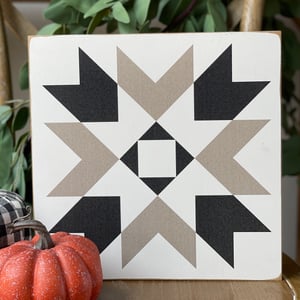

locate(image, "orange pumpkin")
[[0, 219, 103, 300]]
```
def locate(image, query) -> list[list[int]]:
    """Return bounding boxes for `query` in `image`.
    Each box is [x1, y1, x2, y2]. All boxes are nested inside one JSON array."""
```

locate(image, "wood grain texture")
[[99, 280, 293, 300], [227, 0, 244, 30], [1, 0, 37, 45], [98, 254, 298, 300], [0, 0, 37, 104], [0, 2, 12, 105], [12, 0, 48, 2], [240, 0, 265, 31], [283, 254, 300, 298]]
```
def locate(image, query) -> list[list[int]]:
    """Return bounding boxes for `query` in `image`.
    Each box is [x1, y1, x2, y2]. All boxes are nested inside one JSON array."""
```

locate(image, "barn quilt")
[[29, 33, 281, 279]]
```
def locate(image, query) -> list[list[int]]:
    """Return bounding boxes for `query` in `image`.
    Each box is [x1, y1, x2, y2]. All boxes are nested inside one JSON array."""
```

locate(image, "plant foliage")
[[0, 100, 30, 198], [37, 0, 228, 34]]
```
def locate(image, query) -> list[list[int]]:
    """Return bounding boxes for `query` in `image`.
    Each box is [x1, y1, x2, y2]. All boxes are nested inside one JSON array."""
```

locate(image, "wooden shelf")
[[98, 254, 299, 299]]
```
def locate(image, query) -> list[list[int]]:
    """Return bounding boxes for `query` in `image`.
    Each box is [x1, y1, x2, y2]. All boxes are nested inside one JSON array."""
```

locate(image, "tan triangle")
[[117, 47, 193, 120], [121, 197, 196, 267], [197, 120, 270, 195], [46, 123, 118, 196]]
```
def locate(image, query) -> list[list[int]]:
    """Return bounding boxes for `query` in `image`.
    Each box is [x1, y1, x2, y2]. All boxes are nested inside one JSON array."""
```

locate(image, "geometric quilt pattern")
[[29, 33, 281, 280]]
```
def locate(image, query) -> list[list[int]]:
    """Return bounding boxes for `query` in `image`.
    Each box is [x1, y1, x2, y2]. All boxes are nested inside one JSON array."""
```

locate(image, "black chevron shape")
[[44, 48, 118, 122], [195, 195, 270, 267], [51, 196, 121, 253], [194, 45, 269, 120]]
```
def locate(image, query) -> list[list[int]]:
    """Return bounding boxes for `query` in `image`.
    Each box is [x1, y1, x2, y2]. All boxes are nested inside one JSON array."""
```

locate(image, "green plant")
[[0, 100, 30, 199], [38, 0, 228, 35], [1, 0, 300, 201]]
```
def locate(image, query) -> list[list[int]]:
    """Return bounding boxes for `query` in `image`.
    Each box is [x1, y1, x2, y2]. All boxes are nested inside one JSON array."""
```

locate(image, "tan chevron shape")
[[122, 197, 196, 268], [196, 120, 270, 195], [117, 47, 193, 120], [46, 123, 118, 196]]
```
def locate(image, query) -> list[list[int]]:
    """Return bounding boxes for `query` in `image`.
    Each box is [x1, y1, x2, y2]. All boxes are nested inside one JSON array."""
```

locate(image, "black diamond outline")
[[121, 122, 194, 194]]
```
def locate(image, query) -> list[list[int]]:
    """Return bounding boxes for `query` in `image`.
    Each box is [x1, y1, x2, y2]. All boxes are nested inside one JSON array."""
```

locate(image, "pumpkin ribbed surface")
[[0, 232, 102, 300]]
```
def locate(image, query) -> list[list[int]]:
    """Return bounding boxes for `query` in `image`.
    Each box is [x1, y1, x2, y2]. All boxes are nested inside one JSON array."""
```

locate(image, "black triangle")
[[195, 195, 270, 267], [140, 122, 173, 140], [141, 177, 174, 194], [194, 45, 269, 120], [44, 48, 118, 122], [51, 196, 121, 253], [176, 142, 194, 175], [121, 142, 138, 175]]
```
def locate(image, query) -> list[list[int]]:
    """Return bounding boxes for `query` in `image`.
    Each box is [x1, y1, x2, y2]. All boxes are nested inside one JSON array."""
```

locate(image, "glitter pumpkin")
[[0, 220, 103, 300]]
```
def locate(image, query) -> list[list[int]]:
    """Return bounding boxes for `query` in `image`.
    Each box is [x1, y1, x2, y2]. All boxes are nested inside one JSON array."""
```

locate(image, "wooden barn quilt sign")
[[29, 33, 281, 280]]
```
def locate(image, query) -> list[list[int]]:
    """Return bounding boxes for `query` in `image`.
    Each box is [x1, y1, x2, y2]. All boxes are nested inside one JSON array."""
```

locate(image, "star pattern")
[[31, 35, 281, 279]]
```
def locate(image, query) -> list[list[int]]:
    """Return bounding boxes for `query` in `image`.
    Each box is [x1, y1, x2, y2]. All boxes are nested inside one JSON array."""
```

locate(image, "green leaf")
[[87, 9, 108, 33], [282, 135, 300, 175], [15, 132, 30, 153], [189, 15, 200, 31], [183, 18, 196, 32], [12, 107, 29, 132], [212, 0, 226, 20], [44, 0, 81, 24], [139, 20, 152, 33], [207, 0, 227, 31], [0, 127, 13, 186], [197, 14, 206, 31], [0, 105, 12, 130], [1, 180, 13, 192], [203, 14, 215, 32], [84, 0, 115, 18], [193, 1, 207, 16], [117, 8, 137, 33], [147, 0, 160, 21], [37, 23, 63, 35], [12, 153, 26, 198], [157, 0, 171, 19], [19, 62, 29, 90], [133, 0, 151, 25], [118, 21, 137, 33], [112, 2, 130, 24], [64, 0, 98, 14], [17, 167, 26, 198], [68, 24, 87, 33], [159, 0, 191, 25]]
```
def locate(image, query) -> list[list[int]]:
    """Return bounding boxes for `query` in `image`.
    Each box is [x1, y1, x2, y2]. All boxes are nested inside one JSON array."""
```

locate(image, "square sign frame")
[[29, 32, 281, 280]]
